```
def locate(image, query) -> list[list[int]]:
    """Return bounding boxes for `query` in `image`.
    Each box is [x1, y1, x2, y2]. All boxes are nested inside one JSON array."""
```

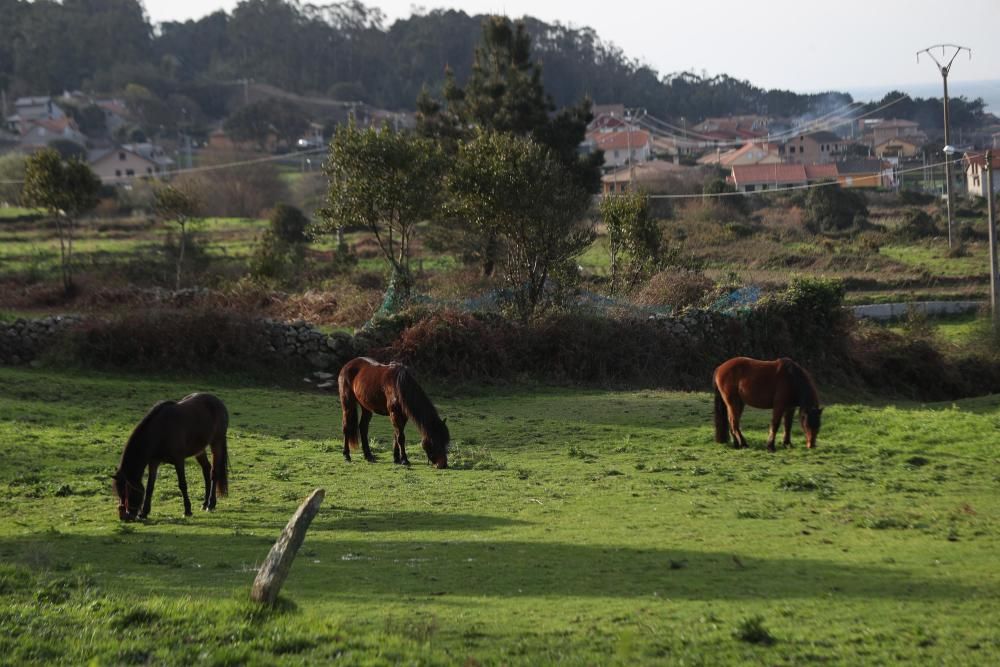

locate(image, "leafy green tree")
[[418, 16, 602, 275], [804, 185, 869, 233], [601, 192, 662, 296], [154, 184, 202, 289], [449, 130, 594, 320], [21, 149, 101, 294], [319, 122, 446, 301]]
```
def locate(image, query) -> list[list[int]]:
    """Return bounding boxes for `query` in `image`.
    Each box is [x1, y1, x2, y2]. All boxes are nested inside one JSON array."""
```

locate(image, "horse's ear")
[[818, 407, 824, 415], [442, 417, 448, 425]]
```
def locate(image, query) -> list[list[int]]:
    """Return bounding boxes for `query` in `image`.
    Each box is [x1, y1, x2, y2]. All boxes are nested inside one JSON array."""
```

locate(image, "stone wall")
[[0, 316, 81, 366], [260, 319, 358, 371]]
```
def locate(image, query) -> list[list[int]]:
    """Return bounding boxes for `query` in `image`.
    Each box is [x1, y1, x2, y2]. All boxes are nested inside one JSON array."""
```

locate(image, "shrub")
[[804, 185, 868, 233], [248, 231, 305, 283], [63, 309, 276, 372], [896, 209, 938, 240], [633, 268, 714, 309], [899, 189, 935, 206], [733, 615, 775, 645], [268, 203, 311, 244]]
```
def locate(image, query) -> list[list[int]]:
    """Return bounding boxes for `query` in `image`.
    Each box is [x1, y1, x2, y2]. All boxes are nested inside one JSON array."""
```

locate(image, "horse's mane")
[[119, 400, 175, 472], [785, 360, 819, 409], [394, 366, 449, 447]]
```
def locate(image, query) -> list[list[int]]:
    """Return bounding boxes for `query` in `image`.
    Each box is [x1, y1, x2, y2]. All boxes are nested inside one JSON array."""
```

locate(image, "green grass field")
[[0, 367, 997, 664]]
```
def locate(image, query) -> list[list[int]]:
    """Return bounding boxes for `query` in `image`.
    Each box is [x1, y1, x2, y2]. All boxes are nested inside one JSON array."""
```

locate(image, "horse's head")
[[423, 417, 450, 469], [112, 471, 144, 521], [801, 407, 823, 448]]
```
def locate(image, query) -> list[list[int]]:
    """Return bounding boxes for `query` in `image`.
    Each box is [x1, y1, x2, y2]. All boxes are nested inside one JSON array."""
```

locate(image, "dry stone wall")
[[0, 316, 81, 366]]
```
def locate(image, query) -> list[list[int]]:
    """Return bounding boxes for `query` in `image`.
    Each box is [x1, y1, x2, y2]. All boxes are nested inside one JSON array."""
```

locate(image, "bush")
[[633, 269, 714, 309], [899, 189, 935, 206], [63, 309, 274, 371], [896, 209, 938, 240], [733, 615, 776, 645], [268, 203, 311, 244], [249, 231, 305, 282], [804, 185, 868, 233]]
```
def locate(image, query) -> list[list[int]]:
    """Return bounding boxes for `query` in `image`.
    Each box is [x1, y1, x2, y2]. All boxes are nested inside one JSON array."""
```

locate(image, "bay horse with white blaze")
[[113, 393, 229, 520], [713, 356, 823, 451], [338, 357, 449, 468]]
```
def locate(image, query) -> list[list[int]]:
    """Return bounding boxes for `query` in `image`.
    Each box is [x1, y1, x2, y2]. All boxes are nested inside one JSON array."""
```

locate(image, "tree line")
[[2, 0, 987, 127]]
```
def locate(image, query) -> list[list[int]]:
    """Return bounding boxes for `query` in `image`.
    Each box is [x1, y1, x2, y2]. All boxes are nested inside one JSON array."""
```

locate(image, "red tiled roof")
[[591, 130, 651, 151], [804, 164, 839, 180], [963, 151, 1000, 169], [731, 163, 807, 184]]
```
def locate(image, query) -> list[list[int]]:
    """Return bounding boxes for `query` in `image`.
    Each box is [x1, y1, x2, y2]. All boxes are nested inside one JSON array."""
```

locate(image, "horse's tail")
[[395, 366, 445, 441], [713, 380, 730, 444], [339, 365, 360, 450], [213, 402, 229, 497]]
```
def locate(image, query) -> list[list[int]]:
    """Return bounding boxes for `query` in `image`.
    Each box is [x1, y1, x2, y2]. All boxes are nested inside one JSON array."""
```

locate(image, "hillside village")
[[584, 103, 1000, 198], [5, 88, 999, 206]]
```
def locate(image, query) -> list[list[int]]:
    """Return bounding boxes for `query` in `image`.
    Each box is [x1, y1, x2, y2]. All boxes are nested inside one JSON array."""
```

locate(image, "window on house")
[[115, 170, 121, 177], [147, 167, 153, 175], [119, 152, 126, 160], [746, 185, 755, 192], [125, 169, 134, 176]]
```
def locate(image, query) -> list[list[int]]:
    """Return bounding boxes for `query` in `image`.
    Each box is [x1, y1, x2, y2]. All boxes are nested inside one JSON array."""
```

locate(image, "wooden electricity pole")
[[985, 150, 998, 328]]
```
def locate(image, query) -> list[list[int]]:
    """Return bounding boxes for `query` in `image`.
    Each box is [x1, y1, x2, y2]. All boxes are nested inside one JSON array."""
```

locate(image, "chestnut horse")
[[713, 356, 823, 451], [338, 357, 449, 468], [113, 393, 229, 520]]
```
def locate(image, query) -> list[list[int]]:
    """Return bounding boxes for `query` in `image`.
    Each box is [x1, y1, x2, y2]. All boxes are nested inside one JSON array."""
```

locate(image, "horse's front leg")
[[783, 407, 795, 447], [766, 407, 783, 453], [140, 462, 159, 519], [176, 461, 193, 517], [195, 451, 213, 510], [390, 406, 409, 465], [359, 409, 376, 463]]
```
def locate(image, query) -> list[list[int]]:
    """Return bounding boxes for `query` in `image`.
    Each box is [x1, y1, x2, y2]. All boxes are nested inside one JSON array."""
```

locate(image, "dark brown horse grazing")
[[338, 357, 449, 468], [713, 356, 823, 451], [113, 393, 229, 521]]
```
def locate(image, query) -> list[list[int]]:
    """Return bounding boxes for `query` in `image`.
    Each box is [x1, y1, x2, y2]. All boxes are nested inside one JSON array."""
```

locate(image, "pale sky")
[[143, 0, 1000, 96]]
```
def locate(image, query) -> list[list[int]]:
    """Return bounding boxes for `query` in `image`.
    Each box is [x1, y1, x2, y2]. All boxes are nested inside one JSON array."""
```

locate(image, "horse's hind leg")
[[175, 462, 193, 517], [727, 399, 748, 449], [359, 409, 376, 463], [342, 402, 357, 462], [195, 451, 213, 510], [390, 405, 409, 465], [140, 462, 159, 520]]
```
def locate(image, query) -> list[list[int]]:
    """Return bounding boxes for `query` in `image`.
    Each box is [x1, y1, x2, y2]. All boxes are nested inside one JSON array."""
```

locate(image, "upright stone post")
[[251, 488, 325, 605]]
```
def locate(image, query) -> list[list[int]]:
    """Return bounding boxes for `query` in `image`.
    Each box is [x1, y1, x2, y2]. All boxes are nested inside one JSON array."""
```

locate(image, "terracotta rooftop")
[[590, 130, 651, 151]]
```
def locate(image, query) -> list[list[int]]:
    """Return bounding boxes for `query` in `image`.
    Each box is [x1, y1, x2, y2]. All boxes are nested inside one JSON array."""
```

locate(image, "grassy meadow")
[[0, 366, 998, 665]]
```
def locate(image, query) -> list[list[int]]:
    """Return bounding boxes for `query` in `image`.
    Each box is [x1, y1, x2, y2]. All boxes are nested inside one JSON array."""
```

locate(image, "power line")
[[0, 146, 329, 185], [635, 95, 910, 150], [638, 97, 866, 142], [612, 155, 965, 200]]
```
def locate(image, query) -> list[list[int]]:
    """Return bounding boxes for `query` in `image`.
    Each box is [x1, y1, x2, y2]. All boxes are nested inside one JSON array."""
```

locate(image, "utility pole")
[[917, 44, 971, 248], [986, 150, 998, 329]]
